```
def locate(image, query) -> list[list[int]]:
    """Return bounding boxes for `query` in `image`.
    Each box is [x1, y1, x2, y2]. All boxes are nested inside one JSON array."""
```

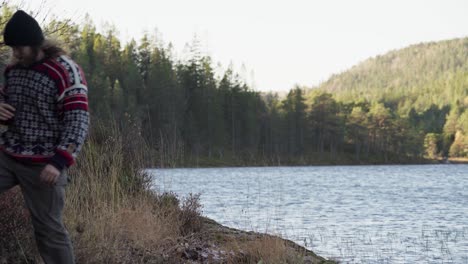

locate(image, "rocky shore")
[[158, 217, 336, 263]]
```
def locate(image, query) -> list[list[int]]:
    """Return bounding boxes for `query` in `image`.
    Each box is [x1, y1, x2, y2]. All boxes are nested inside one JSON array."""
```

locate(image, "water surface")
[[149, 164, 468, 263]]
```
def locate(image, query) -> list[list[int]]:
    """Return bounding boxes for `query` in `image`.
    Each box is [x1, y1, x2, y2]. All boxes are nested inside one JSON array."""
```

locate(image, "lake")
[[149, 164, 468, 263]]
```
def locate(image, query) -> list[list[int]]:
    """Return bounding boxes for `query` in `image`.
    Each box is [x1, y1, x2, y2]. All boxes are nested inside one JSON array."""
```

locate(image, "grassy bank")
[[0, 121, 334, 264], [447, 157, 468, 164]]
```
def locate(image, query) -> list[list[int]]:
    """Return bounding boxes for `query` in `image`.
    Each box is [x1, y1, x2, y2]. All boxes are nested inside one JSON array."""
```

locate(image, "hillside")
[[317, 38, 468, 113]]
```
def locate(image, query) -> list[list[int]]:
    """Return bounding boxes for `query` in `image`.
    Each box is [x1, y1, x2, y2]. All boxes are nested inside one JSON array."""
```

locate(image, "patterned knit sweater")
[[0, 55, 89, 170]]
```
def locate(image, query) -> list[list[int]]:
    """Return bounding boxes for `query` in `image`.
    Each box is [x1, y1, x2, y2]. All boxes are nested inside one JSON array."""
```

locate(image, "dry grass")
[[0, 187, 39, 264], [447, 157, 468, 164], [224, 235, 291, 264], [0, 119, 203, 263], [217, 230, 330, 264], [63, 120, 203, 263]]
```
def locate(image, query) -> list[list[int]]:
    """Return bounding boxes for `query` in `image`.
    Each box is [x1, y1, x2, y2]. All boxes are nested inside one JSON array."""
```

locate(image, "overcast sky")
[[14, 0, 468, 91]]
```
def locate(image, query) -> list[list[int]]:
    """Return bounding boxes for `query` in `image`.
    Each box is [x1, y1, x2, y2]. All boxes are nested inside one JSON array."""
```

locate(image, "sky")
[[13, 0, 468, 92]]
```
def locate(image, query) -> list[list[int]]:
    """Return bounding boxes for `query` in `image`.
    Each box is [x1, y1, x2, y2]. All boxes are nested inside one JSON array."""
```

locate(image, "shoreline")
[[447, 157, 468, 164], [154, 157, 468, 169], [174, 216, 336, 263]]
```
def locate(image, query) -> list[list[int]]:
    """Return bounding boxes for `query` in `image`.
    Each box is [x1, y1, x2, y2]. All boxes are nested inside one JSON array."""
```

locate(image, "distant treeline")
[[0, 6, 466, 166], [317, 38, 468, 161]]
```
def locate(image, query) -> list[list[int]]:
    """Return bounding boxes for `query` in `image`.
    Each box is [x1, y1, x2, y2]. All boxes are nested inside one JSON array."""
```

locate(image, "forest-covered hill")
[[310, 37, 468, 160], [317, 38, 468, 113]]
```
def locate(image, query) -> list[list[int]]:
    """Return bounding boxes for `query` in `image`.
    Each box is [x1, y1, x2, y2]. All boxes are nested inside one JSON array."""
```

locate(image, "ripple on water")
[[150, 164, 468, 263]]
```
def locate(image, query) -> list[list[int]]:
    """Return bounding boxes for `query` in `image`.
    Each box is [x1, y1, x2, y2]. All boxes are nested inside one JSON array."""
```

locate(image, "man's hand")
[[40, 164, 61, 186], [0, 103, 15, 121]]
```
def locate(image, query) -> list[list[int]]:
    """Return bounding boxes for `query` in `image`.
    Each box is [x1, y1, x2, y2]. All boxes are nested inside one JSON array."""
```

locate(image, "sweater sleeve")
[[0, 67, 12, 126], [0, 85, 6, 126], [49, 56, 90, 170]]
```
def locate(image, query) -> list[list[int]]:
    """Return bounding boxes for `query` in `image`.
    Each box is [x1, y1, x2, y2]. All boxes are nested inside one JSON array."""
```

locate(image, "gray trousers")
[[0, 151, 75, 264]]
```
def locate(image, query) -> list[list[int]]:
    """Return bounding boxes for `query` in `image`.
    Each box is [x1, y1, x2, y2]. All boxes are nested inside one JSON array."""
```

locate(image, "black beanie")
[[3, 10, 44, 46]]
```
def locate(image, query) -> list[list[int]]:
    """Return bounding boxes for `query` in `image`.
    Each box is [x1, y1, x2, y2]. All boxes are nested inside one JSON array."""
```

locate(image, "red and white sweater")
[[0, 55, 89, 170]]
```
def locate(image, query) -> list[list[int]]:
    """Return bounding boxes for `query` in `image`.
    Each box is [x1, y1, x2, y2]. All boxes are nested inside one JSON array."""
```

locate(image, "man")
[[0, 10, 89, 263]]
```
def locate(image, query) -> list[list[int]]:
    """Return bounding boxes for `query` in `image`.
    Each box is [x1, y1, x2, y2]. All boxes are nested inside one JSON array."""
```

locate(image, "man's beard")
[[16, 48, 39, 67]]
